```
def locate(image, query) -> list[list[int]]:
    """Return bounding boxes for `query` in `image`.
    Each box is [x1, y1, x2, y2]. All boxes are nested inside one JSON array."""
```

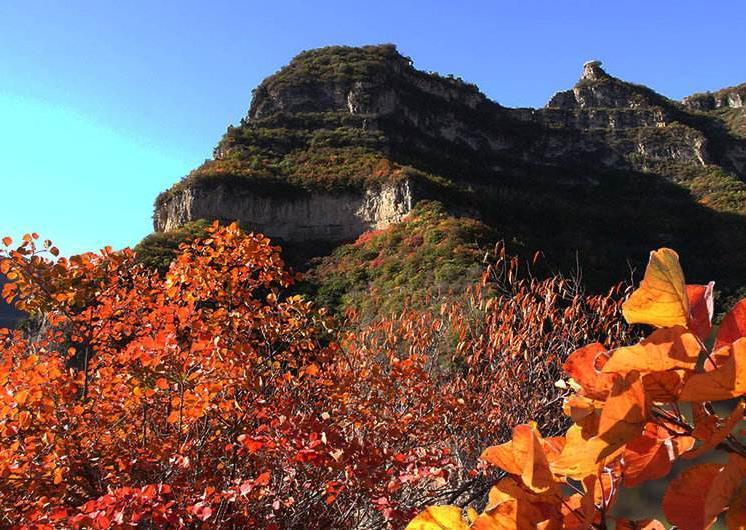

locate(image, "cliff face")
[[151, 44, 746, 295], [155, 178, 413, 242]]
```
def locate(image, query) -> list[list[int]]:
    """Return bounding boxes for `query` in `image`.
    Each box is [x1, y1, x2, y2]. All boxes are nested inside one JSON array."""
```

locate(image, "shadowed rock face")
[[152, 45, 746, 283]]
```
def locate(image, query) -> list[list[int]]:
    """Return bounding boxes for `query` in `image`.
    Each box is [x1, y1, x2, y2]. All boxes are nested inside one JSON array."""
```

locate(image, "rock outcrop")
[[683, 83, 746, 111]]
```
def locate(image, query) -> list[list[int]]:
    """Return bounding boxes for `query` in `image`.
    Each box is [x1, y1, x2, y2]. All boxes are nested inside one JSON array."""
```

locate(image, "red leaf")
[[687, 283, 714, 341], [716, 298, 746, 350]]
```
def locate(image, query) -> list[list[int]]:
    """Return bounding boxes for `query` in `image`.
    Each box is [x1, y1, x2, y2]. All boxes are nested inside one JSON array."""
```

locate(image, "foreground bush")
[[0, 226, 630, 528], [408, 248, 746, 529]]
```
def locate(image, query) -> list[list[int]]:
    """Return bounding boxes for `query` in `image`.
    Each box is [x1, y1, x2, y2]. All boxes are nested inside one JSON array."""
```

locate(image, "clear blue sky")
[[1, 0, 745, 255]]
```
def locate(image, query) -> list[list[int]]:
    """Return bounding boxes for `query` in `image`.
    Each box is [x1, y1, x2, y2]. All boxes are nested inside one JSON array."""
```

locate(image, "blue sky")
[[1, 0, 745, 255]]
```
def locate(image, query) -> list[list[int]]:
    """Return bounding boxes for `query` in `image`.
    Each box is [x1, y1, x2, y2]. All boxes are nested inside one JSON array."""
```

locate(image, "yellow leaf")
[[405, 506, 470, 530], [622, 248, 688, 328]]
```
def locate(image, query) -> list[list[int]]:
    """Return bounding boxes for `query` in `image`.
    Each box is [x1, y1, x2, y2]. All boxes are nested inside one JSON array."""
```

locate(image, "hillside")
[[0, 275, 22, 328], [145, 44, 746, 313]]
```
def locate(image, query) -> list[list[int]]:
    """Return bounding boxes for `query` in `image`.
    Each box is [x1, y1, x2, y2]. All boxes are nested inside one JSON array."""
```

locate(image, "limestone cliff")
[[155, 178, 413, 242]]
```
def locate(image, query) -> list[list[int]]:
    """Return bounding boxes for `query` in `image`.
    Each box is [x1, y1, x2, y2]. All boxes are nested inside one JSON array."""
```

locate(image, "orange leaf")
[[563, 394, 601, 423], [581, 470, 620, 518], [559, 493, 588, 530], [304, 363, 320, 376], [705, 344, 734, 372], [692, 402, 720, 440], [662, 463, 725, 530], [602, 326, 700, 375], [641, 370, 687, 401], [597, 372, 649, 447], [562, 343, 614, 399], [621, 423, 692, 487], [472, 500, 554, 530], [680, 338, 746, 401], [254, 471, 271, 486], [1, 236, 11, 246], [726, 484, 746, 530], [684, 401, 745, 459], [13, 389, 30, 406], [474, 478, 562, 530], [622, 248, 689, 328], [481, 441, 522, 476], [705, 455, 746, 525], [481, 424, 557, 493], [550, 423, 623, 481]]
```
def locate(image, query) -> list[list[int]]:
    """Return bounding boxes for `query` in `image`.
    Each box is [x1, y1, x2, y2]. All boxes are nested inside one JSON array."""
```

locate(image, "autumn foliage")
[[408, 248, 746, 530], [0, 225, 633, 528]]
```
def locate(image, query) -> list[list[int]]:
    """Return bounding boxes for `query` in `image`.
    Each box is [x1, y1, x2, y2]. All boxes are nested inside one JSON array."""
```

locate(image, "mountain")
[[144, 44, 746, 314]]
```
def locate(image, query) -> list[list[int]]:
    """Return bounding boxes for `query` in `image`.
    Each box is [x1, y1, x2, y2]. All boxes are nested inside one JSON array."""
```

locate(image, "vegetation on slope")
[[306, 201, 493, 316], [134, 219, 212, 272], [714, 106, 746, 138]]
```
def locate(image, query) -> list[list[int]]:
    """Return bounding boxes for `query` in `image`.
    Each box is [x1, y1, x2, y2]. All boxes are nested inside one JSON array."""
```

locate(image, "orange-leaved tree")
[[0, 225, 344, 527], [0, 226, 634, 529], [407, 248, 746, 530]]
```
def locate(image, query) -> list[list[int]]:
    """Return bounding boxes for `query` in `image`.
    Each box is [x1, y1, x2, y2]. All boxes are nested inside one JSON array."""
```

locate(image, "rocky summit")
[[145, 44, 746, 313]]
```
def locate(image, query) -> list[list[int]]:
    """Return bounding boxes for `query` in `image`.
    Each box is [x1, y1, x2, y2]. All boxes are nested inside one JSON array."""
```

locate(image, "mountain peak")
[[247, 44, 485, 120], [546, 60, 673, 111]]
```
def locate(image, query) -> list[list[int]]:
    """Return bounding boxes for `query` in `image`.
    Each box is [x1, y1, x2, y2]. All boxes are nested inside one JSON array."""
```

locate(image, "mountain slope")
[[146, 44, 746, 312]]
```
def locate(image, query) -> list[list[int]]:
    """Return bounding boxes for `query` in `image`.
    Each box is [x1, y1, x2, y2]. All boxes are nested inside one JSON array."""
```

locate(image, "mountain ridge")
[[143, 44, 746, 313]]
